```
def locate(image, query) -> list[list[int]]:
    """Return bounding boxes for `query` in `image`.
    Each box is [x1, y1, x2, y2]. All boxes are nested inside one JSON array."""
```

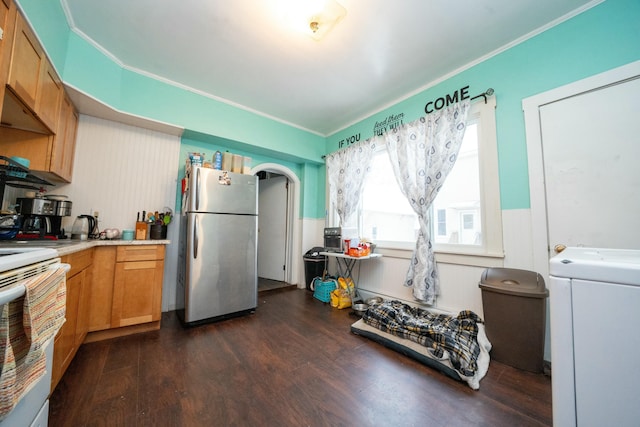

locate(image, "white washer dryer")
[[549, 247, 640, 427]]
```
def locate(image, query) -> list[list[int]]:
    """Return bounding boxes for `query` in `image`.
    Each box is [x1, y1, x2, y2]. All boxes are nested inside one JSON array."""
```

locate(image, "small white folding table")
[[319, 251, 382, 302]]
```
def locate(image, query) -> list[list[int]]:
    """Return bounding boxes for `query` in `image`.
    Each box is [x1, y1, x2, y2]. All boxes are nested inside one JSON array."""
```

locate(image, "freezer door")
[[184, 212, 257, 322], [187, 167, 257, 215]]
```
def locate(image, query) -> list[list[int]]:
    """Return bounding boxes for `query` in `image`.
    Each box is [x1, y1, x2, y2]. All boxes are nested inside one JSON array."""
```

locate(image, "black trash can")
[[479, 267, 549, 373], [303, 247, 326, 290]]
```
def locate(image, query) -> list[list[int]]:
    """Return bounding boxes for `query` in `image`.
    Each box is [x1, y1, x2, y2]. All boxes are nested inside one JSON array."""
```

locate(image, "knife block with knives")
[[136, 211, 148, 240]]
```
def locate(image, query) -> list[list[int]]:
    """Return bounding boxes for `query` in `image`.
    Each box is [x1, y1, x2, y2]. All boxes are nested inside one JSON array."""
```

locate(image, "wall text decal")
[[424, 85, 470, 114], [373, 112, 405, 136], [338, 133, 361, 148]]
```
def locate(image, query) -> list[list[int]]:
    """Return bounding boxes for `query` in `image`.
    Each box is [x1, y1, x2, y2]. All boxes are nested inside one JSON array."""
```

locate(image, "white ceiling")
[[60, 0, 597, 136]]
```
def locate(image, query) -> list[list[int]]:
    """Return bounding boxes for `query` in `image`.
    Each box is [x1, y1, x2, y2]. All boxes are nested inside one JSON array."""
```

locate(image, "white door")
[[541, 77, 640, 252], [524, 61, 640, 279], [257, 175, 288, 281]]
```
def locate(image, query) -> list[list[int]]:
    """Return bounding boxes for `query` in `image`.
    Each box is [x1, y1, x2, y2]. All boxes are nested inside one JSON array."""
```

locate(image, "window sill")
[[375, 246, 504, 268], [435, 250, 504, 268]]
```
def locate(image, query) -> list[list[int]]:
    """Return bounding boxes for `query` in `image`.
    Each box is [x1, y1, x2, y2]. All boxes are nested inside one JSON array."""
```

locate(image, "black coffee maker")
[[16, 197, 72, 239]]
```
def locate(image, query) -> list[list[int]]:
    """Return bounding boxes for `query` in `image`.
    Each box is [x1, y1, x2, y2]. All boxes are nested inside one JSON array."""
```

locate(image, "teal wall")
[[178, 132, 326, 219], [17, 0, 70, 72], [328, 0, 640, 210], [17, 0, 640, 217], [17, 0, 326, 219]]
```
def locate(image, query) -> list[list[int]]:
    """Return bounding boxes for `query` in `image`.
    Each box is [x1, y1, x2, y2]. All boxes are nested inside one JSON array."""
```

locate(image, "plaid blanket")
[[362, 300, 482, 377]]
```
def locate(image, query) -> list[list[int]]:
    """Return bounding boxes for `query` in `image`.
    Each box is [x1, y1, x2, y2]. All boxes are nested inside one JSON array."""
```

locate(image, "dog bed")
[[350, 300, 492, 390]]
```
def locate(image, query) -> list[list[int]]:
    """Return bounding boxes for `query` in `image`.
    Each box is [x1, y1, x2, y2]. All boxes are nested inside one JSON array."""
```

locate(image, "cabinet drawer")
[[61, 248, 94, 278], [116, 245, 165, 262]]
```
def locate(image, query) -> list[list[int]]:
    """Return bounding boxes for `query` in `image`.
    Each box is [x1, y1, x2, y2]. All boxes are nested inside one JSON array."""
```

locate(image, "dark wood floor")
[[257, 277, 296, 292], [49, 288, 552, 426]]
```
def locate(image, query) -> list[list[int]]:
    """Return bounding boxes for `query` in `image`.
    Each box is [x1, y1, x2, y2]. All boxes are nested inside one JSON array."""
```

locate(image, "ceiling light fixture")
[[275, 0, 347, 41], [306, 0, 347, 41]]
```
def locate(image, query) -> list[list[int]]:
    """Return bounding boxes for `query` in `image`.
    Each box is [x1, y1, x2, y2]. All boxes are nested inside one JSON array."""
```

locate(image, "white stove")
[[0, 247, 58, 274], [0, 246, 64, 427]]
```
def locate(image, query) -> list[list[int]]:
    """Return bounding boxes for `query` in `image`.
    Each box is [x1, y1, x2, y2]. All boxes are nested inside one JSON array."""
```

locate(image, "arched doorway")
[[251, 163, 301, 289]]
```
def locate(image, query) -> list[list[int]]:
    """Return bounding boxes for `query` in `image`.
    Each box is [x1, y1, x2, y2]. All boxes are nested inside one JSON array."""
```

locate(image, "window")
[[335, 98, 502, 260], [431, 124, 481, 246], [436, 209, 446, 237]]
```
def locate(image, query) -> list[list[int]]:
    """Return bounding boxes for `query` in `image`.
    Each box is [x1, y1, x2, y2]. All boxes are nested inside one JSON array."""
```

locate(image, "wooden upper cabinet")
[[7, 11, 42, 110], [0, 0, 16, 101], [35, 58, 62, 132], [6, 10, 61, 133], [0, 7, 77, 182], [50, 93, 77, 181], [0, 96, 78, 182]]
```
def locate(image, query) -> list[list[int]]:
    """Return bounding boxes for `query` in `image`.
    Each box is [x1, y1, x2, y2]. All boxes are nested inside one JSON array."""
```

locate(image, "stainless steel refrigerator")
[[178, 167, 258, 324]]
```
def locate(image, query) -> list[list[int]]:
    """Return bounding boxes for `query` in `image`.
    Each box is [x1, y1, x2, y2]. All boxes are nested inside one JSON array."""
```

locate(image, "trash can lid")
[[304, 247, 326, 259], [478, 267, 548, 298]]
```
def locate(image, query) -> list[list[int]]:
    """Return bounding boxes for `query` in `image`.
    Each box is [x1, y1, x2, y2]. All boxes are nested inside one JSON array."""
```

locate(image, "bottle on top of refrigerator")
[[213, 151, 222, 170], [222, 151, 232, 171], [232, 154, 243, 173], [243, 157, 252, 174]]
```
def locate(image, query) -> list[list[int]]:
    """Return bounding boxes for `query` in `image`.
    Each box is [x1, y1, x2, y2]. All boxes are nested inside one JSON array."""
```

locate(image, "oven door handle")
[[0, 263, 70, 306], [0, 285, 26, 305]]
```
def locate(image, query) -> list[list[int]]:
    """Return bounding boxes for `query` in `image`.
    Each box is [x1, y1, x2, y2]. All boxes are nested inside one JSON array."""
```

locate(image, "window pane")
[[355, 121, 484, 248], [437, 209, 446, 236], [432, 123, 481, 246], [361, 151, 418, 242], [332, 99, 501, 257]]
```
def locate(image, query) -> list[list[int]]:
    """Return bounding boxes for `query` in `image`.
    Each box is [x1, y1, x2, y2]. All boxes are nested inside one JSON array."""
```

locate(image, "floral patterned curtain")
[[384, 100, 470, 304], [326, 138, 377, 226]]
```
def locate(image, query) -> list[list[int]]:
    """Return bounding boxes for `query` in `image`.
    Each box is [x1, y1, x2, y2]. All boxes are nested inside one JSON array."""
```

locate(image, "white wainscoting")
[[355, 255, 487, 315], [55, 114, 181, 312], [329, 208, 536, 318], [58, 115, 181, 230]]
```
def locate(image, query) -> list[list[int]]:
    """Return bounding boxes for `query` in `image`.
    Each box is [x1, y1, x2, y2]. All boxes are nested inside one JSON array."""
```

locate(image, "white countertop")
[[0, 239, 170, 257]]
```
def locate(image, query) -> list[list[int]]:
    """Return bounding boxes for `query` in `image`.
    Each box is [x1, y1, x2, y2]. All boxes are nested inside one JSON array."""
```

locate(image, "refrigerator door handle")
[[195, 167, 201, 211], [193, 216, 199, 259]]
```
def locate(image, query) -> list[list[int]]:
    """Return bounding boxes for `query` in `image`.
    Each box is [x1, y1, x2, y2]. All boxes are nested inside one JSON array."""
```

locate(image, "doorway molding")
[[523, 60, 640, 279], [251, 163, 301, 287]]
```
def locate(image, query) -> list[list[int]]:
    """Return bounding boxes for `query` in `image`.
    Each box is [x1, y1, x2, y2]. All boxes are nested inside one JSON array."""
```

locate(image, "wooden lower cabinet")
[[88, 246, 116, 331], [51, 244, 165, 392], [86, 244, 165, 342], [112, 257, 164, 327], [51, 248, 93, 393]]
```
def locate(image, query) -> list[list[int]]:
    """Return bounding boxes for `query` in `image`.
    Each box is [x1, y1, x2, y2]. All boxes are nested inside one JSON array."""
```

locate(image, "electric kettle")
[[71, 215, 97, 240]]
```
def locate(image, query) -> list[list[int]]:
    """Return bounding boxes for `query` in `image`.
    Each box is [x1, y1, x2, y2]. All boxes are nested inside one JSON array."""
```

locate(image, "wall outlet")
[[94, 211, 99, 219]]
